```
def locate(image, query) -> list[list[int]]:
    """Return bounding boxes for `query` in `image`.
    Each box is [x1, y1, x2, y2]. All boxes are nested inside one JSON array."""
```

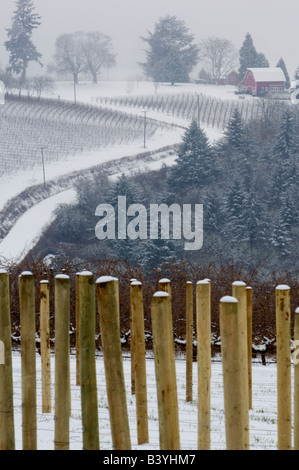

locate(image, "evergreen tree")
[[239, 33, 258, 80], [239, 33, 269, 80], [223, 108, 248, 151], [223, 179, 248, 242], [140, 15, 199, 84], [271, 109, 297, 204], [270, 207, 293, 258], [108, 174, 145, 263], [166, 120, 214, 195], [276, 57, 290, 89], [5, 0, 42, 84]]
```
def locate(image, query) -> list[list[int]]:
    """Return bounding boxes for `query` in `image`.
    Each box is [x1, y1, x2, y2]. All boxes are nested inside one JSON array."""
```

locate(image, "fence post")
[[232, 280, 249, 449], [151, 291, 180, 450], [220, 296, 247, 450], [96, 276, 131, 450], [0, 270, 15, 450], [75, 272, 80, 386], [78, 271, 99, 450], [246, 286, 253, 410], [40, 280, 51, 414], [186, 281, 193, 402], [276, 284, 291, 450], [54, 274, 70, 451], [196, 279, 211, 450], [19, 271, 37, 450], [130, 279, 137, 395], [131, 281, 149, 445], [294, 306, 299, 450]]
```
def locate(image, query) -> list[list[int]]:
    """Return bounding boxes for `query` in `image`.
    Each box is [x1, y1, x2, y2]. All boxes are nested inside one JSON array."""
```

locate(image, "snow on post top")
[[79, 270, 93, 276], [276, 284, 290, 290], [153, 291, 169, 298], [232, 281, 246, 286], [197, 279, 210, 285], [131, 281, 142, 286], [159, 278, 170, 283], [295, 307, 299, 314], [19, 271, 33, 277], [246, 286, 252, 290], [96, 275, 118, 284], [130, 278, 137, 282], [186, 281, 193, 284], [40, 280, 49, 284], [55, 274, 70, 280], [0, 269, 8, 274], [220, 296, 238, 303]]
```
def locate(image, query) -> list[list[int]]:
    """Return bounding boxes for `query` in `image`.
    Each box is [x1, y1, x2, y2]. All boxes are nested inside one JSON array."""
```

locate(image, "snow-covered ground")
[[0, 80, 230, 264], [10, 349, 281, 451]]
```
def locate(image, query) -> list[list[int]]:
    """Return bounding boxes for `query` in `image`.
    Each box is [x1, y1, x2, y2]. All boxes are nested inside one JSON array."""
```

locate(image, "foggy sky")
[[1, 0, 298, 80]]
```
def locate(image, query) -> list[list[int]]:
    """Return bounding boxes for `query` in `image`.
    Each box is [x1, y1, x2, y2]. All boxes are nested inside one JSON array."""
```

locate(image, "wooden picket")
[[0, 270, 297, 450]]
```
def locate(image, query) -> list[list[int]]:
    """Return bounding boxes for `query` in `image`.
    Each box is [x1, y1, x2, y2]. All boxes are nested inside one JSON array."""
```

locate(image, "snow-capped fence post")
[[19, 271, 37, 450], [95, 276, 131, 450], [78, 272, 99, 450], [129, 279, 137, 395], [220, 296, 247, 450], [151, 291, 180, 450], [40, 280, 51, 414], [0, 270, 15, 450], [130, 281, 149, 445], [196, 279, 211, 450], [294, 306, 299, 450], [75, 272, 80, 386], [232, 281, 249, 449], [186, 281, 193, 402], [275, 285, 291, 450], [54, 274, 70, 451], [246, 287, 253, 410]]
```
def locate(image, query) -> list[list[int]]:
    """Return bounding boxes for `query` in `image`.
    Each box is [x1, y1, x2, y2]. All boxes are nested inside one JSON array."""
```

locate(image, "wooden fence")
[[0, 269, 298, 450]]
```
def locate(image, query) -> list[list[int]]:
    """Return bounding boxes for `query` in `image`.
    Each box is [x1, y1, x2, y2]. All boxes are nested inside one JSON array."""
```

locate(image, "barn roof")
[[246, 67, 286, 82]]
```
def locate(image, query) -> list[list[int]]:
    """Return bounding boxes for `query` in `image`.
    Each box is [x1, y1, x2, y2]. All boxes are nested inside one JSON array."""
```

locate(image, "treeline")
[[40, 103, 299, 278]]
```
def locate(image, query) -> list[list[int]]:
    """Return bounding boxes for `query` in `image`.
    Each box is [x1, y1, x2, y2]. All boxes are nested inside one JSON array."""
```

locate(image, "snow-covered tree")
[[5, 0, 42, 85], [276, 57, 290, 89], [239, 33, 269, 80], [166, 120, 215, 194], [140, 15, 199, 85]]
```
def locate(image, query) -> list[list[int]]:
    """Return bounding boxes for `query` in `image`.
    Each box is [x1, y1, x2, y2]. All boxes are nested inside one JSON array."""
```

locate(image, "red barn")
[[240, 68, 286, 96]]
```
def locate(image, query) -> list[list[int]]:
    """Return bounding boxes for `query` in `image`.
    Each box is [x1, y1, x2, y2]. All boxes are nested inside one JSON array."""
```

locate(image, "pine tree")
[[239, 33, 259, 80], [140, 15, 199, 84], [5, 0, 42, 84], [239, 33, 269, 80], [223, 108, 248, 151], [276, 57, 290, 89], [166, 120, 214, 195], [271, 109, 297, 204], [270, 208, 293, 258]]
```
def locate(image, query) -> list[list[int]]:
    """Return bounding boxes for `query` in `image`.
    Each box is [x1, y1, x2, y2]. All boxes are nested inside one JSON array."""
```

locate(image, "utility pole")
[[40, 147, 46, 188], [143, 110, 147, 148]]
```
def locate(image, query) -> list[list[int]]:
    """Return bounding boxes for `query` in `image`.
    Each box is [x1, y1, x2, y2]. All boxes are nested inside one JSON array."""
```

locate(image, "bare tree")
[[81, 32, 116, 84], [53, 32, 85, 84], [199, 37, 238, 84]]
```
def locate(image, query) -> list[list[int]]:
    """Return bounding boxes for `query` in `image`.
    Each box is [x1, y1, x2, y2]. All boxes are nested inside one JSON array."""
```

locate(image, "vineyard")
[[0, 95, 175, 177], [96, 90, 292, 130]]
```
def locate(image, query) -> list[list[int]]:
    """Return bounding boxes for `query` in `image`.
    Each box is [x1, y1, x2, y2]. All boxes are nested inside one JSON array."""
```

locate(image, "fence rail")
[[0, 269, 298, 450]]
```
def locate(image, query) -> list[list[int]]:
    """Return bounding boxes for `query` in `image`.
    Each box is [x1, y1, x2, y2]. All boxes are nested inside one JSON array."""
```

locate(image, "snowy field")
[[0, 80, 234, 264], [10, 349, 282, 451]]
